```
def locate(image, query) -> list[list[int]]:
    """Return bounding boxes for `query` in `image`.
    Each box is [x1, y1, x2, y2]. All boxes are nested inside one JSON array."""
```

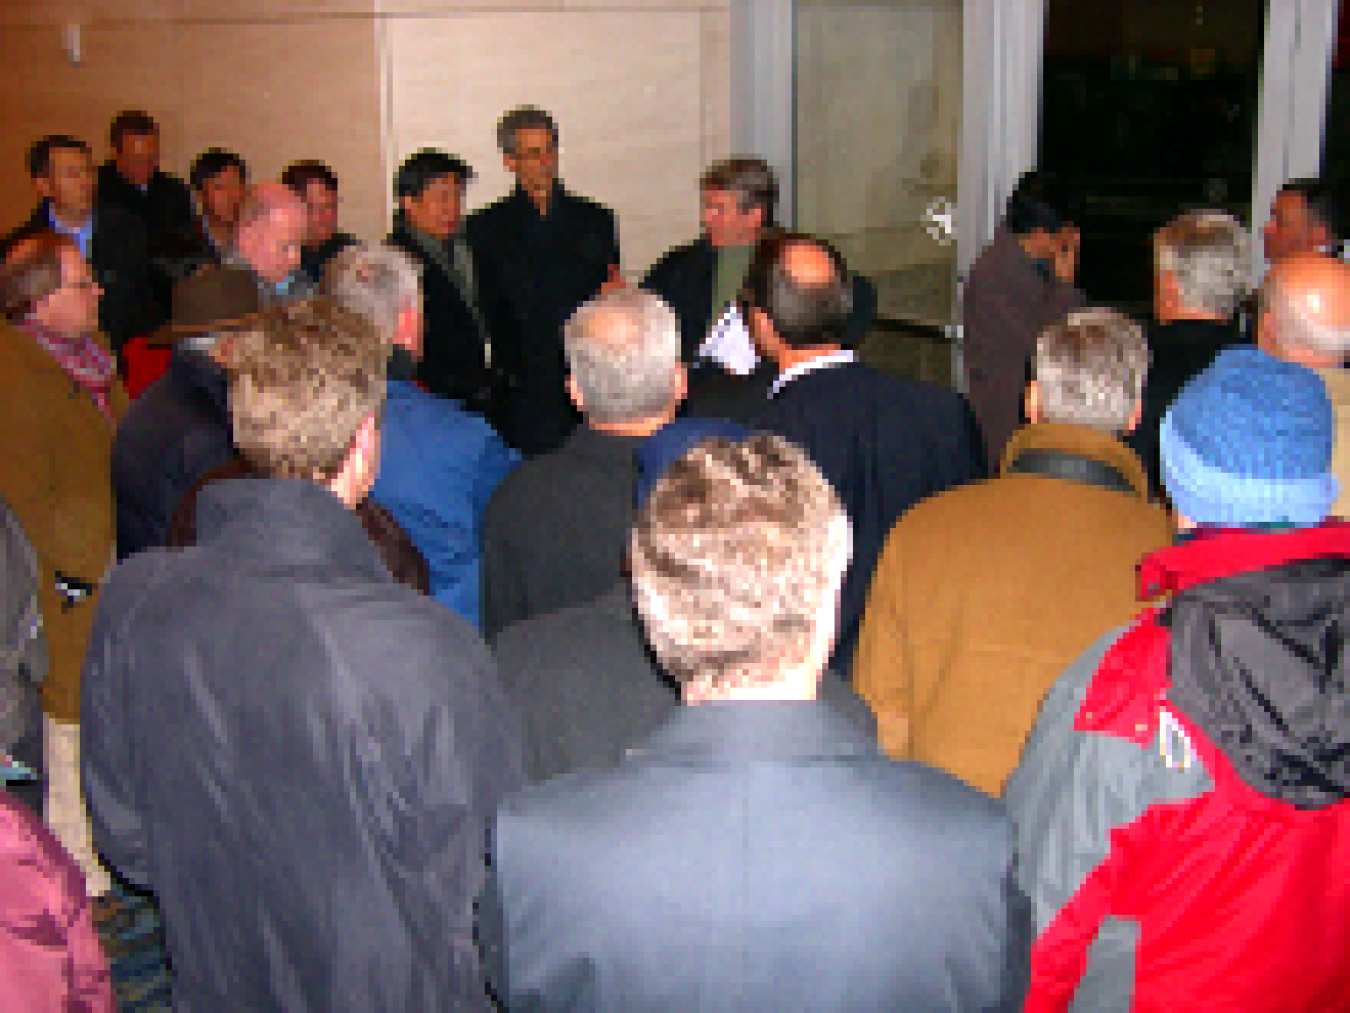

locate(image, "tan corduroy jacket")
[[0, 321, 127, 722], [1319, 366, 1350, 519], [852, 422, 1172, 796]]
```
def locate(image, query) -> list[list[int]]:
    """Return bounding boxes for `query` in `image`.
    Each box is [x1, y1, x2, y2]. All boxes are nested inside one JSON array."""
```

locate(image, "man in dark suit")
[[481, 433, 1030, 1010], [96, 111, 194, 249], [386, 150, 493, 413], [748, 233, 985, 674], [480, 288, 685, 641], [282, 160, 359, 287], [466, 107, 621, 455], [6, 135, 152, 361]]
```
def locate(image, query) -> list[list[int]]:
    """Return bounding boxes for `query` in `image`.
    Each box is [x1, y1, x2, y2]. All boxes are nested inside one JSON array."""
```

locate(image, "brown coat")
[[1320, 365, 1350, 519], [852, 422, 1171, 796], [0, 321, 126, 722]]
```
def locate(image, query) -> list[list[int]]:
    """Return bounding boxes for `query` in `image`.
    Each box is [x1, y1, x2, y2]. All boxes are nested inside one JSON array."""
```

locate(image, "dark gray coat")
[[83, 479, 524, 1011], [482, 700, 1030, 1011]]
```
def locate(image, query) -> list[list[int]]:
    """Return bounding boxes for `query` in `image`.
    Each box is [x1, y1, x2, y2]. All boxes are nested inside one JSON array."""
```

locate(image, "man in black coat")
[[747, 233, 986, 675], [85, 298, 524, 1011], [282, 160, 359, 287], [480, 288, 685, 641], [1127, 210, 1251, 496], [6, 135, 152, 360], [481, 433, 1029, 1011], [466, 107, 621, 455], [387, 150, 494, 413], [95, 111, 194, 248]]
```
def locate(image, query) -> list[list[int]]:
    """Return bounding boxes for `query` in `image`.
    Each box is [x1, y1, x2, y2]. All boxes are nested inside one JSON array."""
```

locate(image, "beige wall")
[[0, 1, 731, 275]]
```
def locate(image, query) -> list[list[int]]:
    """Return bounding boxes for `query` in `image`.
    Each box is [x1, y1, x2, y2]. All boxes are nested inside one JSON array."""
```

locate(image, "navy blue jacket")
[[111, 345, 234, 559]]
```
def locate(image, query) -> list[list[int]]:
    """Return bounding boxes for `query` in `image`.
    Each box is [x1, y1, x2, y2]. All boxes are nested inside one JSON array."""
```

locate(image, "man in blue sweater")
[[323, 243, 518, 628]]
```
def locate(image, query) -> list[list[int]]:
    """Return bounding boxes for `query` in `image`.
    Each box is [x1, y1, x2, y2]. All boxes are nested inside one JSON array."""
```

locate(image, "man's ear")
[[1124, 398, 1143, 434], [672, 362, 688, 407], [566, 373, 584, 413], [33, 175, 54, 201], [1023, 379, 1041, 425], [750, 306, 777, 355]]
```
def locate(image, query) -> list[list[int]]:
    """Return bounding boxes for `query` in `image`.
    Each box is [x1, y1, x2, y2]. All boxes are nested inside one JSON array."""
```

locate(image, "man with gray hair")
[[480, 287, 684, 639], [1254, 250, 1350, 516], [482, 433, 1030, 1009], [854, 307, 1171, 795], [1128, 210, 1250, 494], [467, 106, 621, 456], [323, 243, 518, 627]]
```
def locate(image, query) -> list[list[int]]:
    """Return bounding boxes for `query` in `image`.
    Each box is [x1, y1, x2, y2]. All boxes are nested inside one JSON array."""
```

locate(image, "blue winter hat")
[[636, 418, 751, 509], [1160, 347, 1337, 526]]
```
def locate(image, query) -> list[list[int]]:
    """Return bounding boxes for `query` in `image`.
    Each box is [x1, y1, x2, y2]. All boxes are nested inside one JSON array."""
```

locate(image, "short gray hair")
[[496, 106, 558, 156], [630, 433, 851, 691], [564, 289, 681, 424], [1155, 211, 1250, 319], [1264, 270, 1350, 357], [320, 244, 420, 339], [1034, 307, 1149, 432]]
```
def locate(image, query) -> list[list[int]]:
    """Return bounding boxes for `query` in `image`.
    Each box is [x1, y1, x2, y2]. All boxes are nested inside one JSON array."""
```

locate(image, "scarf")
[[21, 318, 117, 421]]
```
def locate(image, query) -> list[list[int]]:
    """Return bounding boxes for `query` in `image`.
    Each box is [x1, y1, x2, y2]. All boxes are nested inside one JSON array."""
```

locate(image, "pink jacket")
[[0, 788, 113, 1011]]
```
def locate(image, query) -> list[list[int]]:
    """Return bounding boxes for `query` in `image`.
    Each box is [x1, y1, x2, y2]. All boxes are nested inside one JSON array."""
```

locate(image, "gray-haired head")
[[564, 288, 682, 425], [1155, 210, 1251, 320], [1033, 307, 1149, 433], [320, 243, 420, 340]]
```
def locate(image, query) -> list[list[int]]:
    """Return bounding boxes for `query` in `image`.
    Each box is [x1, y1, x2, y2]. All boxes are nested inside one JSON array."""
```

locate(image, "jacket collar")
[[195, 477, 391, 582], [627, 699, 878, 764], [1001, 423, 1151, 497], [170, 344, 229, 417], [1138, 521, 1350, 600], [560, 424, 647, 464]]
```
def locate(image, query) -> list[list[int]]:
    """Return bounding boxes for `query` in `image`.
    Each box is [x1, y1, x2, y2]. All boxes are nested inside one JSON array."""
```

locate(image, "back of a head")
[[0, 229, 70, 322], [1161, 346, 1336, 526], [1283, 177, 1348, 247], [564, 288, 681, 424], [630, 432, 851, 692], [321, 243, 419, 340], [1262, 253, 1350, 360], [741, 232, 853, 349], [700, 157, 779, 225], [1155, 210, 1250, 319], [1005, 170, 1080, 235], [236, 183, 297, 234], [229, 297, 389, 481], [1034, 308, 1149, 432]]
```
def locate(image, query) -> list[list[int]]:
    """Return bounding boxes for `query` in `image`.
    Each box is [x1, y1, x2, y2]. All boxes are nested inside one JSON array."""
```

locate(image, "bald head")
[[1260, 252, 1350, 366], [742, 232, 853, 356], [235, 183, 307, 286]]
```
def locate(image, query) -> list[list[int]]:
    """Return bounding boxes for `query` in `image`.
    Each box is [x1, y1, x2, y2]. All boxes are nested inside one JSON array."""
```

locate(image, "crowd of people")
[[0, 102, 1348, 1011]]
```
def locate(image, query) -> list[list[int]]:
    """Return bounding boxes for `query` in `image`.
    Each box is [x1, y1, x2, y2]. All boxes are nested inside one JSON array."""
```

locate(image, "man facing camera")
[[467, 107, 621, 455], [83, 298, 523, 1011], [482, 433, 1029, 1011]]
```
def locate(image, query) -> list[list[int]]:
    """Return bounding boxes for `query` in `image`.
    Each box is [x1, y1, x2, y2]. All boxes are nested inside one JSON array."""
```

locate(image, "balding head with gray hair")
[[1154, 210, 1250, 319], [564, 289, 683, 426], [321, 243, 421, 341], [1260, 252, 1350, 362]]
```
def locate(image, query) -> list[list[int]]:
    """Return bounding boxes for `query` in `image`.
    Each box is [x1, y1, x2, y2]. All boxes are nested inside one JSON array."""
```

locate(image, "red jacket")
[[1007, 524, 1350, 1012]]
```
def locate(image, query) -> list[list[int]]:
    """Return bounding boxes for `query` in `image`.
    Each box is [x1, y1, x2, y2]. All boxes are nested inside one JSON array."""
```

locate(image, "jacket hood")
[[1163, 555, 1350, 808]]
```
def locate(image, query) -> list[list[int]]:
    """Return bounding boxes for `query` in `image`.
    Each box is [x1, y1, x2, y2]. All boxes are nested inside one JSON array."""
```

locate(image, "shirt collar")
[[47, 205, 94, 259], [769, 349, 856, 397]]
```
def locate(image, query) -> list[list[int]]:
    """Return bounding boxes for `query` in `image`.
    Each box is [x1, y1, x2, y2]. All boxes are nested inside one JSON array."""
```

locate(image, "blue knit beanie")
[[1160, 347, 1337, 526]]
